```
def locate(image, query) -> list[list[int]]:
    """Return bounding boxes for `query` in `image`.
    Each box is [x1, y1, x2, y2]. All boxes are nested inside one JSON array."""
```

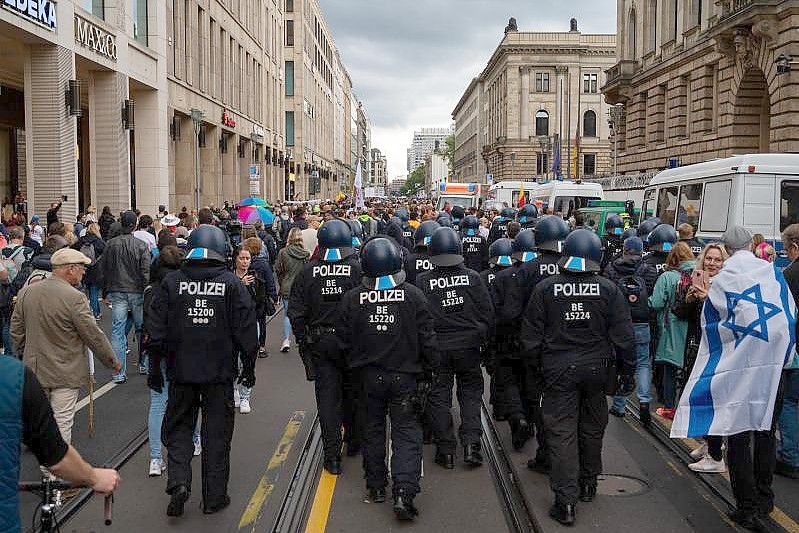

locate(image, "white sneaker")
[[239, 399, 251, 414], [688, 456, 726, 473], [149, 458, 165, 477], [690, 443, 708, 460], [233, 388, 241, 408], [281, 339, 291, 353], [193, 440, 202, 456]]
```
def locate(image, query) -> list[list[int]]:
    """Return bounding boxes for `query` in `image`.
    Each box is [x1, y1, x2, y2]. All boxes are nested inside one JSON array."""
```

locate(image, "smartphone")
[[691, 270, 708, 290]]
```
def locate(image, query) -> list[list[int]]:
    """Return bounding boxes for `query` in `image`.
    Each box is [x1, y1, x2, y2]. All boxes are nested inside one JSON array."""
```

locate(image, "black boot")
[[202, 495, 231, 514], [639, 402, 651, 429], [423, 425, 433, 445], [324, 456, 342, 475], [579, 481, 597, 502], [510, 417, 530, 451], [549, 501, 576, 526], [434, 451, 455, 469], [464, 444, 483, 466], [166, 485, 190, 517], [393, 489, 418, 520], [366, 487, 386, 503]]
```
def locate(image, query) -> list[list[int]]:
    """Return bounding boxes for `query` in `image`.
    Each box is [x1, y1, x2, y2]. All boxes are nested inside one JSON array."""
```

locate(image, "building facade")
[[406, 126, 453, 173], [603, 0, 799, 173], [369, 147, 387, 187], [453, 19, 616, 185], [424, 152, 448, 195]]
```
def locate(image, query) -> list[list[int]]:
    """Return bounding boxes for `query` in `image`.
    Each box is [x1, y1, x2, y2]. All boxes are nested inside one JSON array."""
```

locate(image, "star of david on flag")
[[721, 284, 782, 347]]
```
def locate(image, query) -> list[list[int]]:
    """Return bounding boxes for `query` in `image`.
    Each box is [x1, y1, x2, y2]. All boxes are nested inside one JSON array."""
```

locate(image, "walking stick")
[[88, 348, 95, 438]]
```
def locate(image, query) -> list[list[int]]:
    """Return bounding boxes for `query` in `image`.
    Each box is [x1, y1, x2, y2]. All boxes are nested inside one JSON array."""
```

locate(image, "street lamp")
[[608, 104, 626, 176], [190, 108, 204, 211]]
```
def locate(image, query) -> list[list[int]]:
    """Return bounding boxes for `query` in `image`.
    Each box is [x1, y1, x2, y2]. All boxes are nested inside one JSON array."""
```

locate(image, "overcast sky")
[[322, 0, 617, 179]]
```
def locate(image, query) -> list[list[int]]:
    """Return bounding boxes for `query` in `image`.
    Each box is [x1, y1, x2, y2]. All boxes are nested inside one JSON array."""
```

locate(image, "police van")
[[530, 180, 603, 219], [641, 154, 799, 263]]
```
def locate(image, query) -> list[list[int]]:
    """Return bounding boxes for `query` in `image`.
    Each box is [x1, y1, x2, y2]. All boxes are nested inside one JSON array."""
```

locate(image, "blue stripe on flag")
[[776, 264, 797, 365], [688, 302, 723, 437]]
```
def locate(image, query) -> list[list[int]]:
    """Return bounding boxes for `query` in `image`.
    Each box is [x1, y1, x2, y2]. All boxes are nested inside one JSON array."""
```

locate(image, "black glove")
[[147, 368, 164, 394], [616, 374, 635, 397]]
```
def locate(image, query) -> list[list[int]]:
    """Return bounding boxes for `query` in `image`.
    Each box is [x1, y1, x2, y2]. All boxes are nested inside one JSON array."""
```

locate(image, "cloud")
[[322, 1, 616, 177]]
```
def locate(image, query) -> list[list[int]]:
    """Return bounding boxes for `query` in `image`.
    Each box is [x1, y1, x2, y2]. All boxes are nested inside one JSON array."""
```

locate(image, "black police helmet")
[[621, 227, 638, 241], [346, 218, 364, 247], [360, 237, 406, 290], [451, 206, 465, 221], [535, 215, 570, 253], [512, 229, 538, 263], [500, 207, 516, 220], [318, 219, 354, 261], [489, 238, 514, 267], [637, 217, 662, 240], [395, 208, 410, 222], [461, 215, 481, 236], [605, 214, 624, 236], [414, 220, 441, 249], [517, 204, 539, 224], [559, 229, 603, 273], [436, 213, 453, 227], [429, 227, 463, 267], [389, 216, 404, 228], [647, 223, 678, 252], [186, 224, 227, 263]]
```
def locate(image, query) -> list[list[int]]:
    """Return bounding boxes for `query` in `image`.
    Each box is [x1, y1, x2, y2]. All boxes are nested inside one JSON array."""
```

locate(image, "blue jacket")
[[0, 356, 24, 533]]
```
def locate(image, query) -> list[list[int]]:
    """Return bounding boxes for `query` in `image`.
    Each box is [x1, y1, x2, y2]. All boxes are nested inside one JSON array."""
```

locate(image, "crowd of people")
[[3, 195, 798, 531]]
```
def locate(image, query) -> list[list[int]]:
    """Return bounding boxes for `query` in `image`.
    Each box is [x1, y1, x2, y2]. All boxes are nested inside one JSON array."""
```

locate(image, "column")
[[520, 67, 531, 139], [506, 66, 521, 140], [24, 45, 78, 219], [90, 71, 131, 213], [172, 115, 194, 211], [200, 125, 221, 207], [131, 88, 170, 216], [221, 133, 238, 203]]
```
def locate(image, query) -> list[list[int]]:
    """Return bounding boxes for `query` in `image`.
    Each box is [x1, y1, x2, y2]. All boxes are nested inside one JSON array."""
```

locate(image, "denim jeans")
[[1, 317, 14, 357], [148, 360, 200, 460], [282, 298, 292, 340], [109, 292, 144, 381], [659, 363, 678, 409], [87, 285, 101, 318], [612, 323, 652, 412], [778, 369, 799, 467]]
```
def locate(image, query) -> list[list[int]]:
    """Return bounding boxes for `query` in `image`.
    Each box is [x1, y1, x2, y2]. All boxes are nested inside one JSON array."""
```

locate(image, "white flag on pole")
[[354, 160, 365, 210]]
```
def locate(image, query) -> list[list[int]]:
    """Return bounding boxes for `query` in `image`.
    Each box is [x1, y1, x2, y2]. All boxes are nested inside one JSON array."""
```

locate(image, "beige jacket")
[[11, 275, 117, 389]]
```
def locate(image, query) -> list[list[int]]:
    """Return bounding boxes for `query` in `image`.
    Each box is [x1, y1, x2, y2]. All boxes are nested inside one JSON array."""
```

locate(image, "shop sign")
[[2, 0, 57, 30], [252, 125, 265, 138], [74, 15, 117, 60], [249, 164, 260, 195], [222, 111, 236, 128]]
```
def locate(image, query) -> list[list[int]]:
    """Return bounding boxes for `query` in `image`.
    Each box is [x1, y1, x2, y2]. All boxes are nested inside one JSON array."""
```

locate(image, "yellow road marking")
[[238, 411, 306, 530], [303, 470, 338, 533]]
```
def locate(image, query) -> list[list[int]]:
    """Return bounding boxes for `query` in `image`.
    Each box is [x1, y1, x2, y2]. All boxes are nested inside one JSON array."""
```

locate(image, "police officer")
[[601, 214, 625, 270], [490, 228, 539, 450], [416, 227, 493, 468], [450, 205, 466, 232], [520, 229, 635, 526], [335, 238, 437, 520], [436, 212, 454, 228], [460, 215, 489, 272], [642, 223, 678, 276], [346, 218, 365, 257], [395, 209, 416, 250], [517, 204, 539, 230], [289, 220, 363, 474], [677, 223, 704, 256], [636, 217, 662, 246], [405, 220, 439, 284], [488, 207, 516, 243], [148, 224, 258, 517]]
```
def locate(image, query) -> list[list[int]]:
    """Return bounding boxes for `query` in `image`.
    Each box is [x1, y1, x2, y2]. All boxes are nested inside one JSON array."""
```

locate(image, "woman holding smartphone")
[[674, 243, 729, 473], [232, 246, 265, 414]]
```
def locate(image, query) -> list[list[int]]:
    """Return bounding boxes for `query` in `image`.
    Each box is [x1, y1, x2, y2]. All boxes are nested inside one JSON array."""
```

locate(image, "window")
[[132, 0, 148, 45], [700, 180, 731, 232], [285, 111, 295, 146], [656, 186, 679, 226], [80, 0, 104, 19], [676, 183, 703, 228], [285, 61, 294, 95], [285, 0, 293, 12], [627, 8, 636, 59], [536, 153, 549, 175], [583, 110, 597, 137], [583, 154, 596, 175], [286, 20, 294, 46], [583, 73, 598, 93], [535, 72, 550, 92], [535, 110, 549, 136], [781, 181, 799, 231], [641, 188, 655, 223]]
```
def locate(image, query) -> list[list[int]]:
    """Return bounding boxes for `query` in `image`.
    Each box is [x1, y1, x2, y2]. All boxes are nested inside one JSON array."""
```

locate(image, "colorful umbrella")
[[239, 205, 275, 226], [239, 196, 269, 207]]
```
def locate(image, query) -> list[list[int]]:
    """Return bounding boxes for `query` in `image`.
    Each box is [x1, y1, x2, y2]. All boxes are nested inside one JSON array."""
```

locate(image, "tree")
[[400, 165, 426, 196], [436, 134, 456, 175]]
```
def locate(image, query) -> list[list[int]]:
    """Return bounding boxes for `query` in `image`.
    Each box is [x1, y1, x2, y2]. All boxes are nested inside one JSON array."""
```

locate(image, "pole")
[[566, 72, 571, 179], [558, 74, 563, 179], [576, 68, 582, 181]]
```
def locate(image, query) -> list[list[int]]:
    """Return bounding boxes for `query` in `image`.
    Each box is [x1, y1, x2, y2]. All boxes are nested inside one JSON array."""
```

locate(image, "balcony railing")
[[604, 60, 639, 86], [716, 0, 754, 19]]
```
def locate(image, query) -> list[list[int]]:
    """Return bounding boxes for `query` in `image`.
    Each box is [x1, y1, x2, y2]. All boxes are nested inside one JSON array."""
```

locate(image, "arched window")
[[627, 8, 637, 59], [583, 110, 597, 137], [535, 110, 549, 136]]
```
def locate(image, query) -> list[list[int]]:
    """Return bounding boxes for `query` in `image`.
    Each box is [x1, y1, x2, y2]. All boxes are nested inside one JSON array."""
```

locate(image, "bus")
[[530, 180, 603, 219]]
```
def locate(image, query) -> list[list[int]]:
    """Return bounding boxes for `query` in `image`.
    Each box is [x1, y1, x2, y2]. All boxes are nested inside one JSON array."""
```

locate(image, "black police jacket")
[[415, 265, 494, 349], [489, 264, 527, 337], [404, 250, 434, 284], [520, 271, 635, 376], [461, 234, 489, 273], [487, 218, 510, 244], [480, 265, 510, 294], [148, 262, 259, 384], [642, 251, 669, 277], [680, 238, 705, 257], [517, 252, 562, 308], [288, 255, 362, 347], [600, 236, 623, 271], [335, 281, 438, 375]]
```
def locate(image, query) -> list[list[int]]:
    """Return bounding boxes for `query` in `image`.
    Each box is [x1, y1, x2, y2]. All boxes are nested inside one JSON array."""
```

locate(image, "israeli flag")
[[671, 251, 797, 438]]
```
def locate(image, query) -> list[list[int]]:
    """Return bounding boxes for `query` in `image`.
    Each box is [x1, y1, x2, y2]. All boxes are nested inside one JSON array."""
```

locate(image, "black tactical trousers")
[[314, 355, 363, 459], [429, 348, 483, 454], [541, 364, 609, 505], [496, 358, 528, 420], [163, 382, 234, 507], [362, 366, 422, 497], [527, 366, 549, 461]]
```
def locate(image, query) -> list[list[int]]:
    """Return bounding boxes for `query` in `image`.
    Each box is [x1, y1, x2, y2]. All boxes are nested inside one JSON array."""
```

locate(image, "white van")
[[488, 181, 538, 208], [530, 180, 603, 219], [641, 154, 799, 260]]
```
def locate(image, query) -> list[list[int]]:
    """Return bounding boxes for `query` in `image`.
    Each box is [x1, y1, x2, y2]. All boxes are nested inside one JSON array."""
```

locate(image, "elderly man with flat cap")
[[12, 248, 120, 448]]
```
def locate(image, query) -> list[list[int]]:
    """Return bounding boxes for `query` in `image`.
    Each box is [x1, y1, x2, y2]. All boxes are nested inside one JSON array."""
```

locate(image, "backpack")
[[670, 270, 695, 320], [617, 263, 650, 322], [0, 247, 20, 282], [79, 241, 97, 266]]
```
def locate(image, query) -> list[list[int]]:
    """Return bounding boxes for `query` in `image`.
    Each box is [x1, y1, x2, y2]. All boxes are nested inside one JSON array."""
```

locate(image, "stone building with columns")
[[453, 19, 616, 186], [603, 0, 799, 173]]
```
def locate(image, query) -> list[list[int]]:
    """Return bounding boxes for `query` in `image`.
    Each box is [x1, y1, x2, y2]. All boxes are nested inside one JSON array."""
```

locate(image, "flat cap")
[[51, 248, 91, 266], [720, 225, 753, 250]]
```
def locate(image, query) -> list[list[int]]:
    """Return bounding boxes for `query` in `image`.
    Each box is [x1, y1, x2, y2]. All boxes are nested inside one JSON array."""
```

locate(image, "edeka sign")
[[74, 15, 117, 61], [2, 0, 57, 30]]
